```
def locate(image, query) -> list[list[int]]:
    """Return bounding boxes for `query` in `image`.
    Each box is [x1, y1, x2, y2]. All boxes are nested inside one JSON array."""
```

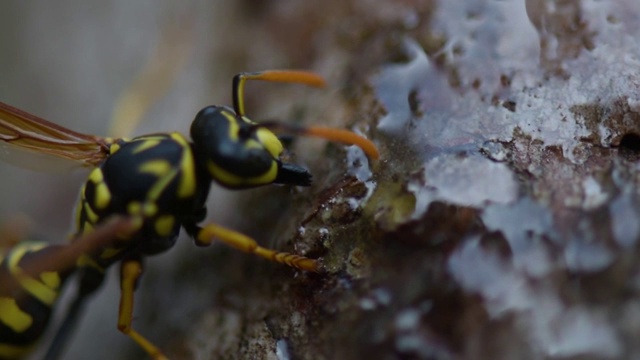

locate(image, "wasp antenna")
[[43, 295, 87, 360], [251, 122, 380, 160], [304, 126, 380, 160], [233, 70, 327, 117]]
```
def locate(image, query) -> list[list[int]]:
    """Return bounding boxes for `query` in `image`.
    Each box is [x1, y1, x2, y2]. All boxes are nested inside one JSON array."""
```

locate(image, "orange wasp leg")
[[196, 223, 320, 273], [118, 258, 169, 360]]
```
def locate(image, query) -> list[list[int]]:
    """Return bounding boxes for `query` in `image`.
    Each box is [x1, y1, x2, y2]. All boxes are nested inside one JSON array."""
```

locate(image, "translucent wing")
[[0, 101, 111, 167]]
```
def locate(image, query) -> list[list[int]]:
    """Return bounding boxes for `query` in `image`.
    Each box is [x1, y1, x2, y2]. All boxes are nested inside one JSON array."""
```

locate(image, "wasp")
[[0, 70, 379, 359]]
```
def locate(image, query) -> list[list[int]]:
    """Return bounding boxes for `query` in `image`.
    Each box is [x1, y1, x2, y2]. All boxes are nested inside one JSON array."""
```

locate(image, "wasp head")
[[190, 106, 311, 189]]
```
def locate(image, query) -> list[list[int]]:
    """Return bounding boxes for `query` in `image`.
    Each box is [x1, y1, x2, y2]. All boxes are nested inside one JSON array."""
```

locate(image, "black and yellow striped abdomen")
[[0, 242, 71, 359]]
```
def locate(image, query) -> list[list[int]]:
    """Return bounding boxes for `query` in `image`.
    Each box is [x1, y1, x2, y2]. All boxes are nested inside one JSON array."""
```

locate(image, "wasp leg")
[[118, 257, 168, 360], [43, 295, 88, 360], [45, 265, 109, 360], [36, 217, 136, 360], [195, 224, 320, 272]]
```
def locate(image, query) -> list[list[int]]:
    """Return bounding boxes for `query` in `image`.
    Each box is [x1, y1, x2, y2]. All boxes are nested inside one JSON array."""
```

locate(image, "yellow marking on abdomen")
[[0, 297, 33, 332], [11, 276, 57, 306], [5, 245, 57, 305], [40, 271, 61, 290], [0, 341, 35, 359]]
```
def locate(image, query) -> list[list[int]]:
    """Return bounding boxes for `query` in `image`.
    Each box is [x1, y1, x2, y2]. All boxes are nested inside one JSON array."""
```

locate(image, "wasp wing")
[[0, 101, 111, 168]]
